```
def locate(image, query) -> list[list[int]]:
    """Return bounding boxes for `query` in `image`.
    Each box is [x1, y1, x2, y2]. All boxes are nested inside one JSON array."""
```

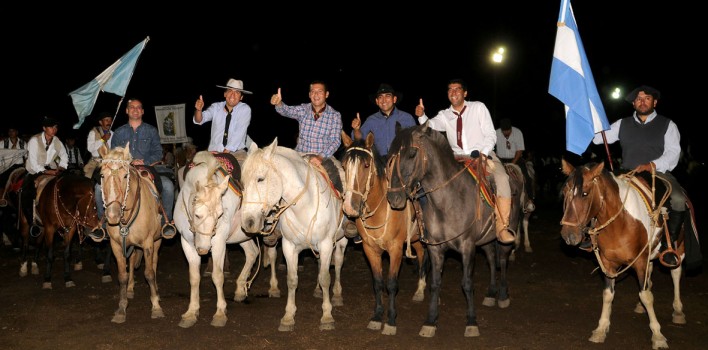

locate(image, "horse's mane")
[[391, 123, 458, 166], [104, 146, 133, 162], [187, 151, 219, 186], [341, 137, 386, 180], [242, 142, 306, 184]]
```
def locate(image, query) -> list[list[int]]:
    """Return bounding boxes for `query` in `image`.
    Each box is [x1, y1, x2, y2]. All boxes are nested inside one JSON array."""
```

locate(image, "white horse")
[[174, 151, 279, 328], [240, 139, 349, 332]]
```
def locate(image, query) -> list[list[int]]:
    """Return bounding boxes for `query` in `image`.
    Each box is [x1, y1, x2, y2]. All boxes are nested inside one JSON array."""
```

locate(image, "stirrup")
[[88, 227, 107, 243], [659, 249, 681, 269], [161, 223, 177, 239], [496, 227, 516, 244], [29, 225, 43, 238]]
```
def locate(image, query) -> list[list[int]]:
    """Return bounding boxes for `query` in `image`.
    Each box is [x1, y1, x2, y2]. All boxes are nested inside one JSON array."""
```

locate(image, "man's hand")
[[415, 98, 425, 117], [351, 113, 361, 130], [634, 162, 655, 173], [195, 95, 204, 112], [309, 155, 323, 167], [132, 159, 145, 165], [270, 88, 282, 106]]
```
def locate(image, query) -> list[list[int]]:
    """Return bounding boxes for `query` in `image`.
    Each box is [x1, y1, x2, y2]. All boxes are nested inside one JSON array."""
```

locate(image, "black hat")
[[42, 117, 59, 127], [625, 85, 661, 103], [97, 111, 113, 121], [370, 83, 402, 103]]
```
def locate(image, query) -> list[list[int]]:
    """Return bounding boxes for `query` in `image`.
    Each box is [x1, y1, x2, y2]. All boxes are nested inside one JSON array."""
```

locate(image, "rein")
[[52, 177, 97, 242], [101, 159, 143, 257]]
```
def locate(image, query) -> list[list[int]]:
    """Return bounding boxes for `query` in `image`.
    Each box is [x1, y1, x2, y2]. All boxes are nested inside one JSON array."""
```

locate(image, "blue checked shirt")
[[111, 122, 163, 165], [275, 103, 342, 158]]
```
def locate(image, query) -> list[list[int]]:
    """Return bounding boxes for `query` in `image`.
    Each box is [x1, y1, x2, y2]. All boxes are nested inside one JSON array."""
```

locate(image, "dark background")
[[6, 2, 702, 163]]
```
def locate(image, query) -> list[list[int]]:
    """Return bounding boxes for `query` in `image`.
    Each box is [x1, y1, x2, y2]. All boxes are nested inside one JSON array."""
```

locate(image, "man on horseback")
[[592, 85, 686, 268], [89, 99, 175, 240], [84, 111, 113, 180], [495, 118, 534, 200], [20, 117, 68, 235], [270, 80, 357, 245], [416, 79, 516, 244]]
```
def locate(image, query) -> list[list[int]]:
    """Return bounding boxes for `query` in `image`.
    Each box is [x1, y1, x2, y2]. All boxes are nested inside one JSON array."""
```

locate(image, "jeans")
[[95, 174, 174, 223]]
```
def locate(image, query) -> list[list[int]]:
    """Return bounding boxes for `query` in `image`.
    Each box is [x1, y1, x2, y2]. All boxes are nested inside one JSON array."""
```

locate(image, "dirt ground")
[[1, 198, 707, 350]]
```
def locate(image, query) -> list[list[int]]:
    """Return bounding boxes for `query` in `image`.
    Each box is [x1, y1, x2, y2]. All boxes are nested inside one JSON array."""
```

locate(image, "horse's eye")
[[582, 192, 588, 197], [123, 174, 128, 179], [257, 177, 264, 183], [364, 162, 370, 169]]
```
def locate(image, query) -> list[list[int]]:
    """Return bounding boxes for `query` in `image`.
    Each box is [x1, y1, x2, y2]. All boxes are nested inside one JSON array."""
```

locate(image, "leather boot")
[[495, 197, 516, 244], [660, 210, 684, 268]]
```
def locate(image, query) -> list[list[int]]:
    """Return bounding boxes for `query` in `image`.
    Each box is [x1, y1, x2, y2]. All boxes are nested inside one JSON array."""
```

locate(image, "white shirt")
[[87, 127, 113, 158], [418, 101, 496, 156], [495, 126, 525, 159]]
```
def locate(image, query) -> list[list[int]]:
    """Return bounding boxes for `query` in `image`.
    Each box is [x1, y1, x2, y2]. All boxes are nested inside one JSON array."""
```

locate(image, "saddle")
[[618, 171, 670, 223], [458, 158, 495, 207], [302, 155, 343, 199]]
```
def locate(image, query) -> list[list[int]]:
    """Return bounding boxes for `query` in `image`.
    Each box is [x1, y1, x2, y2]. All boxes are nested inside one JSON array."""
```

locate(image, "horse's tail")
[[192, 151, 219, 175]]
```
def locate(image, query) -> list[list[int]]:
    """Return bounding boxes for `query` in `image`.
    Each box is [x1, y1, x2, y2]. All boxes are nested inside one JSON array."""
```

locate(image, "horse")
[[240, 138, 349, 332], [174, 151, 279, 328], [559, 159, 691, 349], [504, 163, 536, 259], [98, 143, 170, 323], [340, 131, 428, 335], [1, 167, 27, 252], [29, 173, 101, 289], [386, 123, 517, 338]]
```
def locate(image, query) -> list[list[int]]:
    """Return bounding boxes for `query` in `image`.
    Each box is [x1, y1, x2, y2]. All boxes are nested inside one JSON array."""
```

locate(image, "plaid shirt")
[[275, 102, 342, 158]]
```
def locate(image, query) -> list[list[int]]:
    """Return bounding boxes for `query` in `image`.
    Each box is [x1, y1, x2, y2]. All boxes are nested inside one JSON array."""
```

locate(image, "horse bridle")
[[343, 147, 386, 222], [387, 143, 426, 199], [101, 159, 142, 234], [184, 170, 225, 237], [53, 177, 98, 239]]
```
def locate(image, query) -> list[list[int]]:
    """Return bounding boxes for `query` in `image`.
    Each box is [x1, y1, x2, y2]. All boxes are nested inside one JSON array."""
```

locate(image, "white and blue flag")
[[69, 37, 149, 129], [549, 0, 609, 155]]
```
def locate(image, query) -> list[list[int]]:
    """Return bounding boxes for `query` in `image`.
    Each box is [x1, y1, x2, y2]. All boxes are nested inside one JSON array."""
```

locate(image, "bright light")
[[491, 46, 505, 64], [611, 87, 621, 100]]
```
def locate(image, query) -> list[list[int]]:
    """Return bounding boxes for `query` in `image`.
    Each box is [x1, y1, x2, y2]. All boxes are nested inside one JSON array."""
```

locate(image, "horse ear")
[[98, 143, 108, 158], [561, 158, 574, 176], [247, 141, 259, 155], [122, 142, 131, 161], [365, 132, 375, 149], [341, 131, 352, 148], [421, 120, 430, 132], [590, 161, 605, 177], [264, 138, 278, 159]]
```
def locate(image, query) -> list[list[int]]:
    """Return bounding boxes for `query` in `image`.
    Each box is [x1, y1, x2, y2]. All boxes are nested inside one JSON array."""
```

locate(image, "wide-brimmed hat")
[[216, 79, 252, 94], [370, 83, 402, 103], [625, 85, 660, 103], [42, 117, 59, 127]]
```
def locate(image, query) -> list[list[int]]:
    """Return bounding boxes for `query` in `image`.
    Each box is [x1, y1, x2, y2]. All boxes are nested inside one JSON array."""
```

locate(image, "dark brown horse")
[[386, 123, 517, 338], [559, 159, 690, 349], [25, 173, 100, 289], [340, 132, 428, 335]]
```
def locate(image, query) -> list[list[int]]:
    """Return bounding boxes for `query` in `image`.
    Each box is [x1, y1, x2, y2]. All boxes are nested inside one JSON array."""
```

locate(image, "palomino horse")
[[560, 160, 690, 349], [98, 143, 169, 323], [240, 139, 349, 332], [31, 173, 101, 289], [174, 151, 279, 328], [386, 123, 517, 338], [340, 132, 428, 335]]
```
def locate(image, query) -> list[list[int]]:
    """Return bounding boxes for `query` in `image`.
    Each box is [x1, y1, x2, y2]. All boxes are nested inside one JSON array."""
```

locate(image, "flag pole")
[[108, 36, 150, 131], [600, 131, 614, 172]]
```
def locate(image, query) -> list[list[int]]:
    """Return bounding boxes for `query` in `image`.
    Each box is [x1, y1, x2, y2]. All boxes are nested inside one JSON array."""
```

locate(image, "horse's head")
[[189, 176, 228, 254], [559, 159, 606, 246], [386, 123, 438, 209], [341, 131, 385, 217], [240, 138, 285, 234], [99, 144, 134, 226]]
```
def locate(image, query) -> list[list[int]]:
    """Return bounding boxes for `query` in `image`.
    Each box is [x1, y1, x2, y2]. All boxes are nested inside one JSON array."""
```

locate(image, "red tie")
[[454, 105, 467, 148], [313, 105, 326, 121]]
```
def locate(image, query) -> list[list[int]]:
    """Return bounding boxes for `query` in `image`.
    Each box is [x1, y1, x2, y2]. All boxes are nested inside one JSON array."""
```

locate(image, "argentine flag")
[[69, 37, 149, 129], [549, 0, 609, 155]]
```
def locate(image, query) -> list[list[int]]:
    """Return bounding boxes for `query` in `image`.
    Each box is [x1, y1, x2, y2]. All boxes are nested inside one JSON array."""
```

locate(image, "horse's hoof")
[[525, 247, 533, 253], [464, 325, 480, 337], [101, 275, 112, 283], [31, 263, 39, 275], [127, 291, 135, 299], [73, 262, 83, 271], [111, 314, 126, 324], [233, 292, 247, 303], [211, 315, 227, 327], [96, 263, 105, 270], [673, 312, 687, 324], [19, 266, 28, 277], [278, 323, 295, 332], [419, 325, 436, 337], [268, 289, 281, 298], [332, 296, 344, 307], [65, 281, 76, 288], [381, 324, 397, 335], [498, 298, 510, 309], [151, 308, 165, 319], [412, 291, 425, 303], [313, 289, 323, 299], [482, 297, 496, 307], [319, 322, 335, 331], [634, 302, 646, 314], [652, 334, 669, 349], [42, 282, 52, 290], [367, 320, 382, 330], [589, 330, 607, 343], [178, 317, 197, 328]]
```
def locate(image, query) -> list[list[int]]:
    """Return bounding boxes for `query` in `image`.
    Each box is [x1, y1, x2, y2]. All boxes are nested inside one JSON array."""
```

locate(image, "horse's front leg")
[[42, 231, 56, 290], [480, 243, 498, 307], [420, 246, 445, 338], [670, 265, 686, 324], [412, 241, 427, 303], [142, 239, 164, 319], [178, 235, 202, 328], [461, 248, 480, 337], [234, 239, 259, 303], [316, 242, 335, 331], [383, 243, 404, 335], [362, 244, 385, 332], [110, 240, 129, 323], [589, 277, 615, 343], [265, 245, 280, 298], [279, 242, 299, 332], [635, 262, 668, 349], [207, 242, 228, 327], [330, 237, 347, 307], [61, 232, 78, 288], [496, 243, 512, 308]]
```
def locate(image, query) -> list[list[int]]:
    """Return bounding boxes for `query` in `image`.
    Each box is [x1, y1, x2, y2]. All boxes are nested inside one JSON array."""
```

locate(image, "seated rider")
[[20, 117, 68, 235]]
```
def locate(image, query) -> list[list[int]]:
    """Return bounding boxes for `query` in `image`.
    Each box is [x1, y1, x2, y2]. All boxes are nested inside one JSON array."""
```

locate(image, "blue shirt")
[[356, 107, 416, 157], [275, 102, 342, 158], [111, 122, 163, 165], [194, 101, 251, 152]]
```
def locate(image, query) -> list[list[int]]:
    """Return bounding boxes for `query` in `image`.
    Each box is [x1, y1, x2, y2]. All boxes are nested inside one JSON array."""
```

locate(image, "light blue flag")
[[69, 37, 150, 129], [548, 0, 609, 155]]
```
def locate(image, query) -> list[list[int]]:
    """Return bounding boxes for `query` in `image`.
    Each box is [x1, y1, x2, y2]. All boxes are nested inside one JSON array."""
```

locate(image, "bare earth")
[[1, 200, 706, 350]]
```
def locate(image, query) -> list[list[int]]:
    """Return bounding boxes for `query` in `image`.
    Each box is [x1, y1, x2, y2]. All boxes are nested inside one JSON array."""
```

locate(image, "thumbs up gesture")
[[415, 98, 425, 117], [351, 113, 361, 130], [195, 95, 204, 112], [270, 88, 283, 106]]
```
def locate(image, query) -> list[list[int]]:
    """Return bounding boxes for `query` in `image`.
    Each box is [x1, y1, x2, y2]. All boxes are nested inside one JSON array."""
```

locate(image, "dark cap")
[[625, 85, 661, 103], [97, 111, 113, 121], [370, 83, 402, 103], [42, 117, 59, 128]]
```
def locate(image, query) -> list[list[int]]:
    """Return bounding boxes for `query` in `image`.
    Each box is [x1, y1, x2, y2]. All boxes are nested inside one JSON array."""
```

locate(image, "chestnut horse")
[[98, 143, 169, 323], [340, 132, 428, 336], [386, 123, 517, 338], [559, 160, 690, 349]]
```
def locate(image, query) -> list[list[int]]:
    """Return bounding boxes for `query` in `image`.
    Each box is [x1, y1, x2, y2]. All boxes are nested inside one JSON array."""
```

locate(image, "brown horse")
[[98, 143, 167, 323], [560, 160, 690, 349], [340, 132, 428, 336], [30, 173, 100, 289]]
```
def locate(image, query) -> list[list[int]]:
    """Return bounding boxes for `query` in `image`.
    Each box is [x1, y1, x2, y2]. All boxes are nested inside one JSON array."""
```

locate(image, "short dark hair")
[[448, 78, 468, 91], [500, 118, 512, 130]]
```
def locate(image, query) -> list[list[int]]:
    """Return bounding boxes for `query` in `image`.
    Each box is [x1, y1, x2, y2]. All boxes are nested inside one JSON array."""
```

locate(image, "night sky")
[[8, 1, 700, 160]]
